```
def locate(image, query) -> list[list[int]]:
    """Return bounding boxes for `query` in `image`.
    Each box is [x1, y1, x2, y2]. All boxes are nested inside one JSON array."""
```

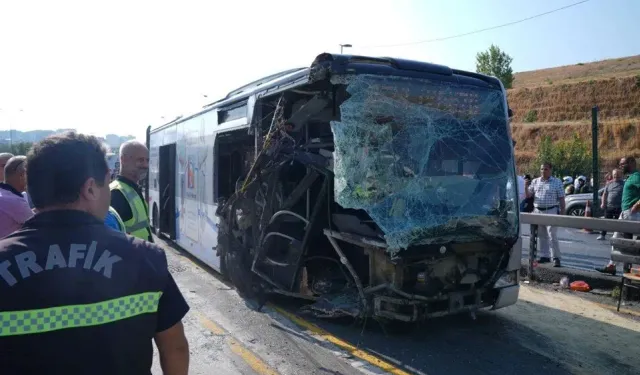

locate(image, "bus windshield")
[[330, 74, 518, 252]]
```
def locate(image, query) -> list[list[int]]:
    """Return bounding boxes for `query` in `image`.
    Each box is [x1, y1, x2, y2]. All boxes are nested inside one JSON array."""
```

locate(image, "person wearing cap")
[[0, 132, 190, 375]]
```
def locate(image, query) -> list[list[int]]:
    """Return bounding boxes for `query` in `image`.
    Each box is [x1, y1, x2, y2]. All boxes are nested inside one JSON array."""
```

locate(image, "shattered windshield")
[[330, 74, 518, 252]]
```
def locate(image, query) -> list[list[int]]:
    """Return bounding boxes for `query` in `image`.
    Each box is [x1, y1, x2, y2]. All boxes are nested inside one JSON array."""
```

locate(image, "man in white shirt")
[[526, 162, 566, 267], [517, 175, 526, 202]]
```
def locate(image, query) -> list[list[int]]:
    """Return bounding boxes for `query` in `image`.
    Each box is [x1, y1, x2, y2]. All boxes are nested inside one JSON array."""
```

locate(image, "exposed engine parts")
[[215, 60, 519, 322]]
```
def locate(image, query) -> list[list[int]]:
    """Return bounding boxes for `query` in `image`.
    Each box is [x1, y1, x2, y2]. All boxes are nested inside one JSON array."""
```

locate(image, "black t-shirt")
[[111, 175, 153, 242], [0, 210, 189, 375], [157, 272, 190, 332]]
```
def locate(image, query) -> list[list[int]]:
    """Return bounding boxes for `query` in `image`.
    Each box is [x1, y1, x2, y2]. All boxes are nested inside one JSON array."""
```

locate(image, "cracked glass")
[[330, 74, 518, 253]]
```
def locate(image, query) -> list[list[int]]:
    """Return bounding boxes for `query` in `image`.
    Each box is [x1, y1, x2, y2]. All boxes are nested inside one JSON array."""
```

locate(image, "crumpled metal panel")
[[330, 74, 518, 253]]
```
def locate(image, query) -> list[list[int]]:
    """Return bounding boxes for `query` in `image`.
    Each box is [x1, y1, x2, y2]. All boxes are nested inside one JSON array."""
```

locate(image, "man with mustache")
[[110, 140, 153, 242]]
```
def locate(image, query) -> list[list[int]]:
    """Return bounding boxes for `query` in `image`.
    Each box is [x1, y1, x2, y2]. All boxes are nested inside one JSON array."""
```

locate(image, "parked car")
[[564, 187, 605, 216]]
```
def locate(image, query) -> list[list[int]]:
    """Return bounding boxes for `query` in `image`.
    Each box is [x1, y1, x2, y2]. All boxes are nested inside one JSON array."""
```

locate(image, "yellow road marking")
[[171, 241, 406, 374], [270, 305, 412, 375], [196, 312, 280, 375], [229, 339, 280, 375], [197, 312, 226, 335], [593, 302, 640, 318]]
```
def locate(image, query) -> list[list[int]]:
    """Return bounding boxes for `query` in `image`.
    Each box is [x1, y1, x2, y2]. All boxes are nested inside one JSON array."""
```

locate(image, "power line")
[[358, 0, 591, 49]]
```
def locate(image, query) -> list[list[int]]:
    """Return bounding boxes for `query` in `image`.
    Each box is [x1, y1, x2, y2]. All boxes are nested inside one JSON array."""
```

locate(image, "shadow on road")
[[279, 298, 638, 375], [156, 236, 638, 375]]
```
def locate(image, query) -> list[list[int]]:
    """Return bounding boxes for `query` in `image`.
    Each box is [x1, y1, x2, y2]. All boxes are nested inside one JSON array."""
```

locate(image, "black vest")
[[0, 210, 168, 375]]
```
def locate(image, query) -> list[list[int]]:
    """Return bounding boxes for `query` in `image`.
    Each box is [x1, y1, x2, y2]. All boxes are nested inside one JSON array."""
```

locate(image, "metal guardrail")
[[519, 213, 640, 280], [520, 213, 639, 234]]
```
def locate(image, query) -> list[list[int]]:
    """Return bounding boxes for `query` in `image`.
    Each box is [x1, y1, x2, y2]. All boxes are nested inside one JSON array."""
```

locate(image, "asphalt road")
[[152, 236, 640, 375], [520, 223, 620, 272], [151, 239, 367, 375]]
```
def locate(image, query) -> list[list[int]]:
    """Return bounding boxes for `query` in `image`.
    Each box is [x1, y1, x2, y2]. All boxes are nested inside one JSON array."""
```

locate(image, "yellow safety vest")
[[110, 180, 152, 241], [108, 206, 126, 233]]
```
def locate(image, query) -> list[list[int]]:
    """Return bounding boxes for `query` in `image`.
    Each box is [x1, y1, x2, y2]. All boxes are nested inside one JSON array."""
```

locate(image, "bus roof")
[[150, 66, 311, 133], [149, 53, 503, 134], [206, 67, 308, 107]]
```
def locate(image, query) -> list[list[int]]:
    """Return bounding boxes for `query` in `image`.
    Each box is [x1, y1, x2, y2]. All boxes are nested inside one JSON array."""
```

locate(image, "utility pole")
[[592, 106, 599, 214]]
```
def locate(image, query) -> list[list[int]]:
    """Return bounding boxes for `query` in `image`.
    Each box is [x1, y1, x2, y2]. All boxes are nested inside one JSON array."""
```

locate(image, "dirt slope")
[[512, 54, 640, 89], [507, 55, 640, 173]]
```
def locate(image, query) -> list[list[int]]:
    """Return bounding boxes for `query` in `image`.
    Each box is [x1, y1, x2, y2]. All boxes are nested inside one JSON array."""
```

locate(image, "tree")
[[533, 134, 593, 178], [475, 45, 514, 89], [0, 142, 33, 155]]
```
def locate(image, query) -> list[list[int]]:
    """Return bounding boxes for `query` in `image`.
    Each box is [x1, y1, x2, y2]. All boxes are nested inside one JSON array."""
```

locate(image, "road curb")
[[519, 260, 620, 289]]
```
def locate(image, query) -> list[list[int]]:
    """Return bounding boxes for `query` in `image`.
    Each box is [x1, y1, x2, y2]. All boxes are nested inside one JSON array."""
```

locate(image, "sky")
[[0, 0, 638, 142]]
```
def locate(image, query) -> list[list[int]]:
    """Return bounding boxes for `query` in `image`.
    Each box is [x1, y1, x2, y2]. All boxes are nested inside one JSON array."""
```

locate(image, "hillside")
[[0, 130, 134, 151], [511, 55, 640, 89], [508, 55, 640, 175]]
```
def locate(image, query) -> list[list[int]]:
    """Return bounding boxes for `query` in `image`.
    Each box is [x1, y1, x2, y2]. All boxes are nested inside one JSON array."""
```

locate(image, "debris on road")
[[570, 280, 591, 292]]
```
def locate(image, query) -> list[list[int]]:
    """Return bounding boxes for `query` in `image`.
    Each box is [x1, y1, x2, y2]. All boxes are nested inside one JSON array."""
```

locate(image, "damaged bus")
[[147, 53, 521, 322]]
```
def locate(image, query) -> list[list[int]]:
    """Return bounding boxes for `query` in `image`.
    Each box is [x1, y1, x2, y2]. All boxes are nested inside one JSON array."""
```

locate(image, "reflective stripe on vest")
[[0, 291, 162, 337], [110, 180, 151, 240], [108, 206, 126, 233]]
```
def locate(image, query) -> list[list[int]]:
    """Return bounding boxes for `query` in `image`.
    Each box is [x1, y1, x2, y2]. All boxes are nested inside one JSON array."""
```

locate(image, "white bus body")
[[148, 69, 303, 272], [147, 53, 521, 322]]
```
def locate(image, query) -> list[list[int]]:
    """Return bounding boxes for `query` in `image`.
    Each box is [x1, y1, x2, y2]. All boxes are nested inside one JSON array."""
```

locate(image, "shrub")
[[524, 110, 538, 123], [534, 134, 595, 178]]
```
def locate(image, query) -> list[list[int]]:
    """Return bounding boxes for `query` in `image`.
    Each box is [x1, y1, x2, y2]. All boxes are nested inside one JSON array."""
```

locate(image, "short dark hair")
[[4, 156, 27, 178], [27, 132, 109, 208], [626, 156, 636, 164], [541, 162, 553, 169]]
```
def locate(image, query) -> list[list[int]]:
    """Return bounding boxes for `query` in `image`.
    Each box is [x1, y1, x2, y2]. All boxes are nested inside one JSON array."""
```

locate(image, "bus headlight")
[[494, 270, 518, 288]]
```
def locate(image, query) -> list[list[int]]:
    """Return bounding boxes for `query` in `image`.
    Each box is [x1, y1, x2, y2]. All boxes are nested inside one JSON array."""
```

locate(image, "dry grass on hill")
[[512, 120, 640, 174], [507, 75, 640, 123], [512, 54, 640, 89], [507, 55, 640, 175]]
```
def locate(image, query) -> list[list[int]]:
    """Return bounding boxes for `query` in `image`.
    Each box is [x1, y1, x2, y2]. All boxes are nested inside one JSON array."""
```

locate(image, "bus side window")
[[214, 130, 254, 203], [215, 152, 231, 202], [215, 149, 244, 202]]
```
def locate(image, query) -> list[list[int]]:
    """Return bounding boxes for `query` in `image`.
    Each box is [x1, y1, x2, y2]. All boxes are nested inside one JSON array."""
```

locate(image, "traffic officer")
[[0, 132, 190, 375], [110, 140, 153, 242]]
